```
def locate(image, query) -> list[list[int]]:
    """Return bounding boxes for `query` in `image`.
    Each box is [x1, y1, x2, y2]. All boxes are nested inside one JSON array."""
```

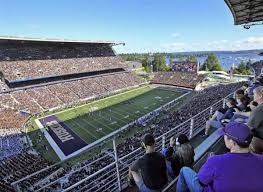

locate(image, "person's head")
[[218, 122, 253, 152], [235, 89, 245, 96], [235, 90, 245, 101], [253, 86, 263, 104], [176, 134, 189, 145], [236, 96, 246, 105], [242, 83, 249, 90], [248, 101, 258, 110], [141, 134, 155, 151], [226, 98, 237, 107]]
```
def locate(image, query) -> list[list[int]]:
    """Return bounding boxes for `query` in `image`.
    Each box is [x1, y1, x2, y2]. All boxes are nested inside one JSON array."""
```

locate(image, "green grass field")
[[40, 86, 186, 145]]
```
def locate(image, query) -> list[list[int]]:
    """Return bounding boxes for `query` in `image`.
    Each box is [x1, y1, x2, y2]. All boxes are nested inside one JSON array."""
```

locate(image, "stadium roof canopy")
[[0, 36, 125, 46], [225, 0, 263, 25]]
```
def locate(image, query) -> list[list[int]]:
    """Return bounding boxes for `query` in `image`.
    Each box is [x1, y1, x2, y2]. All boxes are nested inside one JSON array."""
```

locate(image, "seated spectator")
[[241, 83, 249, 91], [176, 122, 263, 192], [162, 143, 180, 179], [174, 134, 195, 169], [236, 96, 249, 111], [128, 134, 168, 192], [162, 134, 195, 178], [247, 86, 263, 154], [230, 101, 258, 123], [202, 98, 237, 136]]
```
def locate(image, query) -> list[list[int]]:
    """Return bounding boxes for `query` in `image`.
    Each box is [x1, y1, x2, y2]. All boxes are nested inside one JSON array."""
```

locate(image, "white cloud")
[[161, 36, 263, 53], [161, 42, 193, 52], [171, 33, 181, 38], [241, 36, 263, 44], [116, 36, 263, 53]]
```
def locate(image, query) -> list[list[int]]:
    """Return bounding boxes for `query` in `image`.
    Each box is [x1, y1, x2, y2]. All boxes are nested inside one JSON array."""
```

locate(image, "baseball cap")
[[218, 122, 253, 144], [142, 134, 155, 146]]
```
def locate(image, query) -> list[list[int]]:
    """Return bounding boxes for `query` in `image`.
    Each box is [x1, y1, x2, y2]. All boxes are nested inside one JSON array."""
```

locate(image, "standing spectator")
[[176, 122, 263, 192], [247, 86, 263, 154], [128, 134, 168, 192]]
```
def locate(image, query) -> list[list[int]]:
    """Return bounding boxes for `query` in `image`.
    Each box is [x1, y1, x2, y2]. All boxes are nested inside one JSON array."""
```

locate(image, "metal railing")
[[14, 92, 234, 192]]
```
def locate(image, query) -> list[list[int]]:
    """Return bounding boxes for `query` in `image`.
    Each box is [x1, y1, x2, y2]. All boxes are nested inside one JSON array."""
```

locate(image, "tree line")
[[120, 53, 252, 75]]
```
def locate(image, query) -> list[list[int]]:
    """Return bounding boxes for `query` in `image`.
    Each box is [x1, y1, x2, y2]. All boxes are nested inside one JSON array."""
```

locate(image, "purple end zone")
[[40, 115, 87, 156]]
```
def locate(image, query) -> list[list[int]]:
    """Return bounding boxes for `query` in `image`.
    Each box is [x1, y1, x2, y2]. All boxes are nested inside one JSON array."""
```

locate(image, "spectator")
[[174, 134, 195, 169], [230, 101, 258, 123], [162, 134, 195, 179], [176, 122, 263, 192], [247, 86, 263, 154], [236, 96, 248, 111], [202, 98, 237, 136], [162, 143, 180, 179], [128, 134, 168, 192]]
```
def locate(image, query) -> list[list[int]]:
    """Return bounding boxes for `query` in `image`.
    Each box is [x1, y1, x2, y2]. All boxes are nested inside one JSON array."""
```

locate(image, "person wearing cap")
[[247, 86, 263, 154], [128, 133, 168, 192], [176, 122, 263, 192]]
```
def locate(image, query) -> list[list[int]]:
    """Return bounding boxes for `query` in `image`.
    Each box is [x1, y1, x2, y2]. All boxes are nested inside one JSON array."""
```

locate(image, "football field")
[[37, 86, 189, 159]]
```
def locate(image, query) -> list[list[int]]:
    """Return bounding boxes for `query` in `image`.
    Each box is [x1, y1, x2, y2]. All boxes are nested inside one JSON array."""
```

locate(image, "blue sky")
[[0, 0, 262, 53]]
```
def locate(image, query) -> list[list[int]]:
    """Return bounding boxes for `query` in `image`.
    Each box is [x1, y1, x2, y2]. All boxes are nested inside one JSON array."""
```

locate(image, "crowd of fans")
[[127, 78, 263, 191], [175, 78, 263, 192], [0, 40, 147, 191], [0, 80, 8, 91], [0, 56, 126, 81], [0, 128, 26, 159], [0, 152, 57, 191], [6, 82, 243, 192], [151, 72, 206, 89], [1, 40, 261, 191], [172, 61, 198, 73], [0, 72, 144, 114], [0, 42, 115, 61], [249, 60, 263, 77], [0, 109, 29, 159], [0, 109, 29, 129]]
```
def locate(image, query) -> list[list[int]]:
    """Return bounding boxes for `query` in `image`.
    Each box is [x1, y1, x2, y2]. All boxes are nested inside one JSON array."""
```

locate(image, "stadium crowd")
[[0, 72, 144, 114], [9, 82, 245, 191], [1, 39, 262, 191], [0, 43, 115, 61], [249, 60, 263, 77], [151, 72, 206, 89], [1, 79, 263, 192], [172, 62, 198, 73], [0, 56, 126, 81]]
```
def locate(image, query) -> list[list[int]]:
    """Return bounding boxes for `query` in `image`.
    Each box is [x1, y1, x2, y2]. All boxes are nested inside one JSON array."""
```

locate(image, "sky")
[[0, 0, 263, 53]]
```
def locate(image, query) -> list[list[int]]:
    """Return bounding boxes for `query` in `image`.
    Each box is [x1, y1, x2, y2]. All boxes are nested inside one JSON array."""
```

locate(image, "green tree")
[[169, 55, 174, 67], [188, 55, 197, 62], [201, 53, 222, 71], [153, 54, 167, 72], [233, 61, 251, 75]]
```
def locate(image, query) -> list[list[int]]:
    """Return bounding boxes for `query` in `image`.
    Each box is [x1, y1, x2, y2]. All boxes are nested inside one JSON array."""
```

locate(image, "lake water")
[[168, 51, 263, 70]]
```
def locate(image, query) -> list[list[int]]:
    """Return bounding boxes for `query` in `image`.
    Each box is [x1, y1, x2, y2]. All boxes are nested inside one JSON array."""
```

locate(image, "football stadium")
[[1, 0, 263, 192]]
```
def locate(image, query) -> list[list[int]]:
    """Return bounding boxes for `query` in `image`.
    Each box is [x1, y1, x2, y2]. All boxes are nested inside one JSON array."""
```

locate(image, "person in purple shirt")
[[176, 122, 263, 192]]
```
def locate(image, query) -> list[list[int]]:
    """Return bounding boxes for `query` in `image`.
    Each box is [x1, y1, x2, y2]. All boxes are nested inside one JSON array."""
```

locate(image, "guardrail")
[[13, 92, 234, 192]]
